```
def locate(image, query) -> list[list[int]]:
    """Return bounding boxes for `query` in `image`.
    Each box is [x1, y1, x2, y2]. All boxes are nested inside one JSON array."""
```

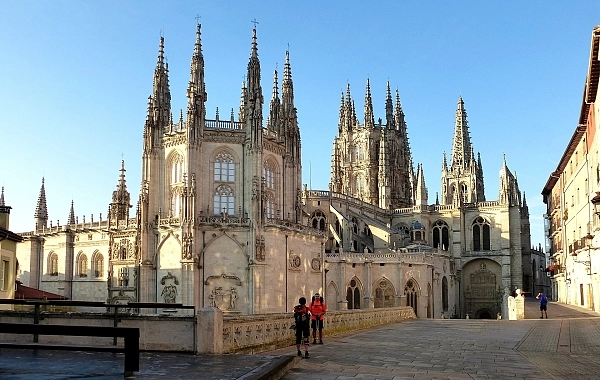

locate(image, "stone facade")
[[14, 23, 531, 319]]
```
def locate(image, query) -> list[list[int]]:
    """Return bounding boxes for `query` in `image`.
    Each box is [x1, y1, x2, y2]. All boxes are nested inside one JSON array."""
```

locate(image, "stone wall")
[[0, 311, 195, 351]]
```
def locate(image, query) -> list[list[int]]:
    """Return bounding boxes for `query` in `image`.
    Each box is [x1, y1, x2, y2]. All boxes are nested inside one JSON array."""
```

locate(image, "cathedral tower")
[[440, 97, 485, 205], [330, 81, 416, 209]]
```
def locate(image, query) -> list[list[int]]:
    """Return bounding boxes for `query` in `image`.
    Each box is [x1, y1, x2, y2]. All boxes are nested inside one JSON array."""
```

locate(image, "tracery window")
[[432, 220, 450, 250], [472, 216, 491, 251], [263, 159, 276, 189], [48, 252, 58, 276], [170, 153, 184, 184], [461, 183, 468, 202], [374, 278, 395, 308], [214, 152, 235, 182], [170, 186, 183, 217], [405, 279, 418, 316], [92, 251, 104, 278], [214, 185, 234, 215], [346, 278, 361, 309], [265, 192, 275, 218], [76, 252, 88, 277], [311, 210, 327, 231]]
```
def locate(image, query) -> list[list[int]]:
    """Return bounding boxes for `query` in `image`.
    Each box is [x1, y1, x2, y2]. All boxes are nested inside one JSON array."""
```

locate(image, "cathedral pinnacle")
[[450, 96, 473, 170], [68, 200, 75, 225], [0, 186, 4, 206], [364, 78, 375, 129], [385, 81, 393, 129]]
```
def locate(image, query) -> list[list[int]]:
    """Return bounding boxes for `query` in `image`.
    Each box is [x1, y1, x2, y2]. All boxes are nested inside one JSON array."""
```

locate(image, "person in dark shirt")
[[293, 297, 311, 358], [537, 292, 548, 318]]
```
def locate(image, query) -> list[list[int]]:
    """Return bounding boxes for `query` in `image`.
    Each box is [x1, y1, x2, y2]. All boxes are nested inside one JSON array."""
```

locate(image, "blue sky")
[[1, 1, 598, 250]]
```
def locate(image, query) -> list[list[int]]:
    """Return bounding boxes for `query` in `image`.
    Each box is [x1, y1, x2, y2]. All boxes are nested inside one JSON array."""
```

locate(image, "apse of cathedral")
[[13, 24, 531, 319]]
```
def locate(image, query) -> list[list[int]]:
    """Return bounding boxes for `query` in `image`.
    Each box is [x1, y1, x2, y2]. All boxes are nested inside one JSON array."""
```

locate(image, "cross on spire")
[[195, 14, 201, 23], [251, 18, 259, 28]]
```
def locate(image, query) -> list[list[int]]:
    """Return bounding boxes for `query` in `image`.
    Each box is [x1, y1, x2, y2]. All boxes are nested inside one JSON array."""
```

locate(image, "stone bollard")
[[197, 307, 223, 354]]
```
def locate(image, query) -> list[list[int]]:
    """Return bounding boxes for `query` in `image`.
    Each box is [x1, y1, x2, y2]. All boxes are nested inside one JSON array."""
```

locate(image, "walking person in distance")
[[537, 292, 548, 318]]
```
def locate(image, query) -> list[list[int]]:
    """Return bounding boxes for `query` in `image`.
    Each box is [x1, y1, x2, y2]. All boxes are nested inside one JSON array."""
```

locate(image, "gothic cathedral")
[[13, 24, 531, 319]]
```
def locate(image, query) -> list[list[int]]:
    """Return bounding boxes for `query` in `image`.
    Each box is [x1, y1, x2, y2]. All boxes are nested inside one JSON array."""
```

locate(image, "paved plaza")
[[1, 298, 600, 379]]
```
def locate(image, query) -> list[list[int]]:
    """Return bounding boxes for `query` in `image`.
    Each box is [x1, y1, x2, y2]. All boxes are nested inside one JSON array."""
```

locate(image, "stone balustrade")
[[208, 306, 416, 354]]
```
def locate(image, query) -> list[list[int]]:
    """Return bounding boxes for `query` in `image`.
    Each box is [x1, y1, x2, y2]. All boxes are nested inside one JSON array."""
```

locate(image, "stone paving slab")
[[0, 349, 288, 379]]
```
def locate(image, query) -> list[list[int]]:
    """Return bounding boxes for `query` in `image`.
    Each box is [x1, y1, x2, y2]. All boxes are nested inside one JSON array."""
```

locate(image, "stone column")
[[197, 307, 223, 354]]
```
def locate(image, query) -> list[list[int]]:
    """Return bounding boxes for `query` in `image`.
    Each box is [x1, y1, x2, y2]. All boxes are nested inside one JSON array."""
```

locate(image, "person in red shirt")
[[309, 293, 326, 344], [293, 297, 311, 358]]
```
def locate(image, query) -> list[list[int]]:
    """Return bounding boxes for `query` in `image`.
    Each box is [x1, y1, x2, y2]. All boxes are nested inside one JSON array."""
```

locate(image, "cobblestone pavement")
[[267, 298, 600, 380], [1, 298, 599, 379]]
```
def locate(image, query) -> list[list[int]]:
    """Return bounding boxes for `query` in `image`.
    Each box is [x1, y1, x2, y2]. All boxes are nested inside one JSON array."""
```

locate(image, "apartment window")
[[1, 258, 9, 291]]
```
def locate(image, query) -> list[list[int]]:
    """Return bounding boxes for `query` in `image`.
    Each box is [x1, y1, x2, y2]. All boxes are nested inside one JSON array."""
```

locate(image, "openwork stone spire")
[[450, 97, 473, 170], [110, 161, 131, 221], [68, 200, 75, 225]]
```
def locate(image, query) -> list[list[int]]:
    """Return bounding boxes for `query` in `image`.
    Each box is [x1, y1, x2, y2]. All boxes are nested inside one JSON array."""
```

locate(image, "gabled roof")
[[14, 281, 69, 300]]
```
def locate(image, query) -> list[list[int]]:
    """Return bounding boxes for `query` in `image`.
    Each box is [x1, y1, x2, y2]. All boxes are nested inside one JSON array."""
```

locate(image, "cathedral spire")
[[345, 84, 353, 131], [266, 69, 280, 133], [0, 186, 4, 206], [281, 50, 295, 115], [110, 160, 131, 221], [385, 81, 394, 129], [338, 91, 345, 133], [34, 177, 48, 230], [150, 35, 172, 134], [245, 26, 263, 149], [415, 163, 428, 206], [394, 89, 406, 132], [68, 200, 75, 225], [186, 22, 207, 140], [364, 78, 375, 129], [450, 96, 473, 170]]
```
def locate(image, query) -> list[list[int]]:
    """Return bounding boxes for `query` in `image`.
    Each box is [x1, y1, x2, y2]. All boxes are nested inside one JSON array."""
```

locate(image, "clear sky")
[[1, 1, 598, 250]]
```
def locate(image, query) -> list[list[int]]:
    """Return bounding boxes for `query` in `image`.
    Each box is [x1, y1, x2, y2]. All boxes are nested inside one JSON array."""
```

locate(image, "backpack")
[[540, 294, 548, 305], [294, 305, 309, 324]]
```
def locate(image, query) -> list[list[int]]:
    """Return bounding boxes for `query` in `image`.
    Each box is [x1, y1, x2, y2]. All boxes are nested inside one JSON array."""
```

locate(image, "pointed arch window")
[[442, 276, 449, 312], [432, 220, 450, 250], [472, 216, 491, 251], [461, 183, 468, 202], [170, 186, 183, 217], [311, 210, 327, 231], [48, 252, 58, 276], [265, 192, 275, 218], [263, 159, 276, 190], [76, 252, 88, 277], [374, 278, 395, 308], [214, 152, 235, 182], [170, 153, 184, 185], [405, 279, 418, 316], [214, 185, 234, 215], [92, 251, 104, 278], [346, 278, 361, 309]]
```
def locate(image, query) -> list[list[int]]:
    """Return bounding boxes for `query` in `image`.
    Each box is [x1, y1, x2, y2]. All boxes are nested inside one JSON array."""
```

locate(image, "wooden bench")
[[0, 323, 139, 375]]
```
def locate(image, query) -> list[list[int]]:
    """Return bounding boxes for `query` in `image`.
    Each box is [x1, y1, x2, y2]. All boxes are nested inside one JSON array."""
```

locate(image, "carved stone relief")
[[160, 272, 179, 304]]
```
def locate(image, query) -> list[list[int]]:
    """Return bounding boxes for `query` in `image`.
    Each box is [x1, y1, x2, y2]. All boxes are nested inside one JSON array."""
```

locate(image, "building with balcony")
[[542, 25, 600, 310]]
